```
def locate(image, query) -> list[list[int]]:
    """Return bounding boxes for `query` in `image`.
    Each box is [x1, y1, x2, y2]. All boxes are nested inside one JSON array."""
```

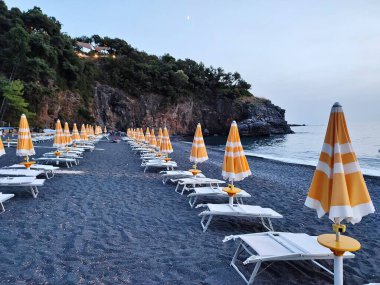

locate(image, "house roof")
[[76, 42, 93, 50], [95, 46, 109, 52]]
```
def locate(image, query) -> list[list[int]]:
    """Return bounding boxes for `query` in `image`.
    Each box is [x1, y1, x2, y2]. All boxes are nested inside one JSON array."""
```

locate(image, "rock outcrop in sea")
[[91, 84, 292, 136]]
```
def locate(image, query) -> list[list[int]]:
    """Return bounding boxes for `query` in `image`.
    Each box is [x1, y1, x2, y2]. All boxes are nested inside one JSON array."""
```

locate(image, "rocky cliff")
[[91, 83, 292, 136]]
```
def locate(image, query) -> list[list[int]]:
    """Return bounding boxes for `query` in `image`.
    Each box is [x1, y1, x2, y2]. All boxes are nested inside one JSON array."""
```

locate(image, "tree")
[[0, 78, 35, 120]]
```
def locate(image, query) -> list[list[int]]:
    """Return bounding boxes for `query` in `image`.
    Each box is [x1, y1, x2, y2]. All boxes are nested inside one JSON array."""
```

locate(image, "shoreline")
[[177, 140, 380, 179]]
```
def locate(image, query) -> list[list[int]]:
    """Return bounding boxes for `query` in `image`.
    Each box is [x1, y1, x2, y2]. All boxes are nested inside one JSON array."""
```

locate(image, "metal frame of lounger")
[[35, 157, 77, 168], [43, 152, 82, 161], [0, 169, 44, 178], [197, 204, 283, 232], [0, 179, 45, 198], [223, 232, 355, 284], [143, 162, 177, 173], [140, 158, 163, 166], [0, 193, 14, 213], [160, 171, 205, 184], [172, 178, 225, 195], [6, 164, 58, 179], [188, 187, 250, 208]]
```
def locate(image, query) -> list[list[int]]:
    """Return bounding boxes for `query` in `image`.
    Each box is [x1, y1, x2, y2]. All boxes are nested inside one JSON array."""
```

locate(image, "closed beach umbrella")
[[190, 123, 208, 165], [222, 120, 251, 182], [53, 119, 65, 148], [104, 126, 107, 133], [72, 123, 81, 142], [305, 102, 375, 223], [130, 128, 135, 139], [0, 137, 5, 156], [305, 103, 375, 285], [157, 128, 163, 149], [149, 128, 157, 147], [16, 114, 35, 158], [80, 124, 88, 141], [145, 127, 151, 143], [160, 127, 173, 155], [139, 128, 145, 142], [63, 122, 72, 145]]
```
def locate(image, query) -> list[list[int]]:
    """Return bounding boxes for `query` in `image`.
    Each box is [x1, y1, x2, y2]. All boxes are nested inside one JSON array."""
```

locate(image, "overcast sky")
[[4, 0, 380, 125]]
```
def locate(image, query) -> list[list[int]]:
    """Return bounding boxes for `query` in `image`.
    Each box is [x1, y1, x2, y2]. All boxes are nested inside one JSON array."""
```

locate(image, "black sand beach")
[[0, 139, 378, 284]]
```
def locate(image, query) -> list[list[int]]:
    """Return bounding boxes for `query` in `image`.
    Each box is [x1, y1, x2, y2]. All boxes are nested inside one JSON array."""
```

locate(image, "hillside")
[[0, 2, 292, 135]]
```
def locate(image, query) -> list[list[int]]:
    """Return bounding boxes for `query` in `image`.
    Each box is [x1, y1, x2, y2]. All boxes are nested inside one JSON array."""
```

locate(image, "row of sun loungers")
[[0, 140, 99, 211], [125, 138, 355, 284]]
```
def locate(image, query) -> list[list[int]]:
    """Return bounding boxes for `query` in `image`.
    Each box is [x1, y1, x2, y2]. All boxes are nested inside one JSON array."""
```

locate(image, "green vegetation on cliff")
[[0, 2, 253, 126]]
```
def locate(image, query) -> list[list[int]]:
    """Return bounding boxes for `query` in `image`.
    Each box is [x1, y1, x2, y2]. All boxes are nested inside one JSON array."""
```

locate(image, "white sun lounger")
[[172, 177, 225, 195], [0, 192, 14, 213], [7, 164, 59, 179], [188, 186, 251, 208], [223, 232, 355, 284], [35, 157, 77, 168], [143, 161, 177, 173], [160, 170, 206, 184], [43, 152, 82, 160], [0, 169, 44, 178], [197, 204, 283, 232], [0, 176, 45, 198]]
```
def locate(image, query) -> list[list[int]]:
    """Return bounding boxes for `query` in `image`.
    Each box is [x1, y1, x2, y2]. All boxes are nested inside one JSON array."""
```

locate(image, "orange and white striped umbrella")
[[63, 122, 72, 145], [16, 114, 35, 157], [72, 123, 81, 142], [53, 119, 65, 148], [0, 136, 5, 156], [134, 128, 138, 140], [222, 121, 251, 182], [80, 124, 88, 141], [157, 128, 163, 149], [149, 129, 157, 147], [145, 127, 151, 143], [127, 128, 131, 137], [160, 127, 173, 154], [190, 123, 208, 164], [305, 103, 375, 224], [91, 125, 95, 136], [139, 128, 145, 142]]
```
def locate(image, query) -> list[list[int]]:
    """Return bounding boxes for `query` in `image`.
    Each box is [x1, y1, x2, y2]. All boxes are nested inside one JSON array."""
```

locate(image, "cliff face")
[[91, 84, 292, 136]]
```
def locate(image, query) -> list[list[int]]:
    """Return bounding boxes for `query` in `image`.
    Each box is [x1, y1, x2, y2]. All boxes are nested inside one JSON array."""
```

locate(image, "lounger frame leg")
[[200, 214, 213, 232], [260, 217, 274, 231], [30, 186, 39, 198], [230, 241, 262, 285], [45, 171, 54, 179], [189, 196, 198, 208], [311, 260, 334, 276]]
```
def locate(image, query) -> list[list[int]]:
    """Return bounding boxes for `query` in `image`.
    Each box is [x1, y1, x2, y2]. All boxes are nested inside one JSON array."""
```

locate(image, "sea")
[[191, 123, 380, 177]]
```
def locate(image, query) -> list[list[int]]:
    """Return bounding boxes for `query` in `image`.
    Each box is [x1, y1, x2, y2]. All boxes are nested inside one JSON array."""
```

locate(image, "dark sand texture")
[[0, 139, 378, 284]]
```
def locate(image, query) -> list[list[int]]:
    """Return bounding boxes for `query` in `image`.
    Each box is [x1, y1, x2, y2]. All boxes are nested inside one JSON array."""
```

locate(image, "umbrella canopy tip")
[[333, 102, 342, 107]]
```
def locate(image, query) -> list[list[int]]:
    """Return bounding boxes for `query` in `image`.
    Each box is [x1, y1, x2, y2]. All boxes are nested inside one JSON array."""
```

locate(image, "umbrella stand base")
[[317, 234, 361, 285]]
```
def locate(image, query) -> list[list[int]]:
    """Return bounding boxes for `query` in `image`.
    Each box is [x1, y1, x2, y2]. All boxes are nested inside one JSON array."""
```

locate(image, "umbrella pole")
[[318, 224, 360, 285], [334, 255, 344, 285], [229, 180, 234, 206]]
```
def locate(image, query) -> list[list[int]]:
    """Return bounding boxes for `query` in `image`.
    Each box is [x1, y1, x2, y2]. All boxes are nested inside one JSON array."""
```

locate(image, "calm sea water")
[[192, 123, 380, 177]]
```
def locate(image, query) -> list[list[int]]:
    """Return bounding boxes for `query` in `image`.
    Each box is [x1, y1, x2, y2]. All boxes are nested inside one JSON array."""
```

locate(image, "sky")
[[4, 0, 380, 124]]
